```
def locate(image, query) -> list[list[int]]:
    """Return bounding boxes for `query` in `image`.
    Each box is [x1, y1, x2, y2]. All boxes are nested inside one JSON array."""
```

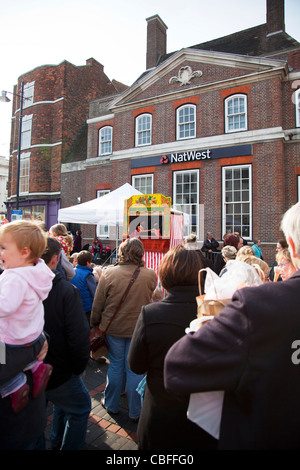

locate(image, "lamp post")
[[0, 81, 24, 210]]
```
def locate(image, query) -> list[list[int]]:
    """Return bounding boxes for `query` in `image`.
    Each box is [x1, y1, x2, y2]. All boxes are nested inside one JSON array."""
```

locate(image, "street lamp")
[[0, 81, 24, 210], [0, 90, 11, 102]]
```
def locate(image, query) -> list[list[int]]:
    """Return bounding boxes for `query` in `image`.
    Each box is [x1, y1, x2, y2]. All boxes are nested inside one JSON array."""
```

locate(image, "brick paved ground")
[[44, 357, 138, 450]]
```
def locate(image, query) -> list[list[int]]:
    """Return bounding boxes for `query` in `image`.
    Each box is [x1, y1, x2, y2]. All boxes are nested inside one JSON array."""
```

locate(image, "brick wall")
[[87, 70, 289, 159], [8, 59, 119, 201]]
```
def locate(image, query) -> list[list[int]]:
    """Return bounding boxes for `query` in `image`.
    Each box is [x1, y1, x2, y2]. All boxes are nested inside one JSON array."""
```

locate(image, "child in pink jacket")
[[0, 220, 54, 412]]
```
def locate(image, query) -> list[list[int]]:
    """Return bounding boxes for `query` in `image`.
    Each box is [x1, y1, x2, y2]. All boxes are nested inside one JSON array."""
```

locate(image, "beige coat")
[[90, 263, 157, 337]]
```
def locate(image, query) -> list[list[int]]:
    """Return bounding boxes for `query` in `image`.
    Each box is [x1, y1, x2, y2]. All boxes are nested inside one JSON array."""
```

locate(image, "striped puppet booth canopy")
[[123, 194, 184, 275]]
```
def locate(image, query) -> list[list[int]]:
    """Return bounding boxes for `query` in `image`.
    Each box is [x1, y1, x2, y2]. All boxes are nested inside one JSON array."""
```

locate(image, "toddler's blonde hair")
[[0, 220, 47, 263]]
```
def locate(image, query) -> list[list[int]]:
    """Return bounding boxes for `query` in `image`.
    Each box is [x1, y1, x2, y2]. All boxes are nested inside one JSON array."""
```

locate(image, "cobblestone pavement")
[[44, 358, 138, 450]]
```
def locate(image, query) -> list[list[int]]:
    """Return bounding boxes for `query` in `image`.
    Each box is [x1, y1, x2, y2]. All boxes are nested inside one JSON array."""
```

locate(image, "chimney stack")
[[266, 0, 285, 36], [146, 15, 168, 69]]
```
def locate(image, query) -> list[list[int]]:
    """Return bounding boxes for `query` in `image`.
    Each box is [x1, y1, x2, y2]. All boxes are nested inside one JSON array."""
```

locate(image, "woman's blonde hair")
[[184, 233, 197, 245], [118, 237, 145, 266], [238, 254, 269, 281], [281, 201, 300, 257], [49, 223, 68, 236], [236, 245, 255, 259], [276, 247, 292, 264], [222, 245, 237, 260], [49, 223, 73, 246], [0, 220, 47, 262]]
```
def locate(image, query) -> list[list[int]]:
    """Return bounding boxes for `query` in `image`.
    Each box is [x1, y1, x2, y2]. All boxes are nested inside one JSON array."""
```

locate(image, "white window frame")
[[21, 114, 33, 150], [132, 174, 154, 194], [295, 88, 300, 128], [96, 189, 110, 238], [135, 113, 152, 147], [222, 164, 252, 239], [173, 169, 199, 238], [225, 94, 248, 133], [298, 175, 300, 201], [176, 104, 196, 140], [23, 81, 34, 108], [98, 126, 112, 156], [19, 152, 30, 194]]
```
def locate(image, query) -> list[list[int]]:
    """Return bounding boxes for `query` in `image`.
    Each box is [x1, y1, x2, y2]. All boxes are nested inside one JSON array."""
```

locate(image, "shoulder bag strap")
[[103, 266, 140, 334], [198, 268, 207, 296]]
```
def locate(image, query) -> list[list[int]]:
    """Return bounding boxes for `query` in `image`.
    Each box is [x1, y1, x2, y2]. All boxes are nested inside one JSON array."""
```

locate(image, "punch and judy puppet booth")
[[123, 194, 183, 272]]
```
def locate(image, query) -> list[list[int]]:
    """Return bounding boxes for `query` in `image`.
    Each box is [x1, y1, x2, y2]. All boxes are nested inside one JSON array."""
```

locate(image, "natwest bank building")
[[61, 0, 300, 263]]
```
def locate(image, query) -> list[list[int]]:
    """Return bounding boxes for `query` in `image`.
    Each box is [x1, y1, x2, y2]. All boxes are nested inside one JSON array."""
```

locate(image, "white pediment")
[[109, 48, 288, 111]]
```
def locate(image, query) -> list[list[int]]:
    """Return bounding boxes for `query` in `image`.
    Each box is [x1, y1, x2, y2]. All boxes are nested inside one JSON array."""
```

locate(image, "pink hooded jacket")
[[0, 259, 54, 345]]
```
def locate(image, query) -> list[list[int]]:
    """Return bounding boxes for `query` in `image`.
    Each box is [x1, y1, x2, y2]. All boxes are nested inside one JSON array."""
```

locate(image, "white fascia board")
[[111, 127, 285, 161], [61, 126, 286, 173]]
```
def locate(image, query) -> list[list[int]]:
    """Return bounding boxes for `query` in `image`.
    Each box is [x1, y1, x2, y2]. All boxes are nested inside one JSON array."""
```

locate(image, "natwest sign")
[[162, 149, 211, 164], [131, 144, 252, 169]]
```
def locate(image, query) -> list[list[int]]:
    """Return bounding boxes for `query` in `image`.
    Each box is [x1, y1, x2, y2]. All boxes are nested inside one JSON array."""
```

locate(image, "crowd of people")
[[1, 201, 300, 450]]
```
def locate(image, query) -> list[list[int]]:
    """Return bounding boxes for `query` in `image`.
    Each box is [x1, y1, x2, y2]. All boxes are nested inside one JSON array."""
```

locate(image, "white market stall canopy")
[[58, 183, 143, 226]]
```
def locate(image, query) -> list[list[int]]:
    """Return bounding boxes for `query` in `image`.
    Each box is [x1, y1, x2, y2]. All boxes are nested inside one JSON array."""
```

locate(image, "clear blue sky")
[[0, 0, 299, 157]]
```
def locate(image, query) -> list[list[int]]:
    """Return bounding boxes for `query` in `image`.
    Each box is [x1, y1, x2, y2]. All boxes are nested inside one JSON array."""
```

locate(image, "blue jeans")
[[104, 335, 143, 419], [46, 374, 91, 450]]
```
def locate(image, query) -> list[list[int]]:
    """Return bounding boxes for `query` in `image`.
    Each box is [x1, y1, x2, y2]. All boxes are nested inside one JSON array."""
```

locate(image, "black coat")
[[128, 285, 217, 450], [0, 335, 47, 450], [164, 270, 300, 450], [201, 237, 219, 252], [43, 270, 90, 390]]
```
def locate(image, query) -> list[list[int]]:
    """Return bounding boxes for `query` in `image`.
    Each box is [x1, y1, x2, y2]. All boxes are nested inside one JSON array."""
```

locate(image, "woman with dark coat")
[[128, 245, 217, 450], [72, 230, 82, 253]]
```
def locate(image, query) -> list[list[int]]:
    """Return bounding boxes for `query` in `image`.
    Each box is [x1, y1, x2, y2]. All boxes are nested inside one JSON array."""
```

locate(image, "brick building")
[[6, 58, 127, 227], [63, 0, 299, 263]]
